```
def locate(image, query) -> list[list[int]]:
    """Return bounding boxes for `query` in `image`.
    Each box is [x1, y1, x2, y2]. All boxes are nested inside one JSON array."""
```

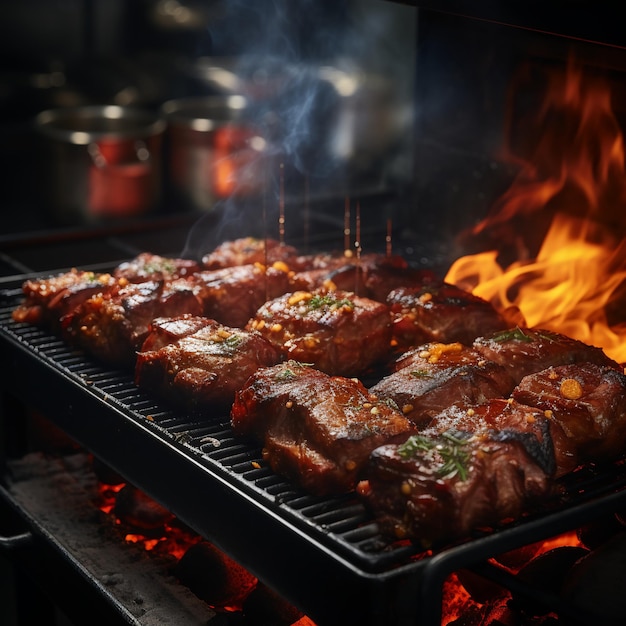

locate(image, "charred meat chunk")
[[61, 279, 204, 366], [369, 343, 516, 428], [247, 288, 392, 377], [114, 252, 201, 283], [139, 314, 216, 352], [12, 269, 118, 329], [136, 316, 281, 411], [387, 282, 510, 351], [421, 398, 557, 477], [473, 327, 622, 385], [192, 262, 293, 328], [202, 237, 300, 269], [291, 252, 437, 302], [231, 361, 414, 495], [358, 426, 554, 547], [512, 362, 626, 475]]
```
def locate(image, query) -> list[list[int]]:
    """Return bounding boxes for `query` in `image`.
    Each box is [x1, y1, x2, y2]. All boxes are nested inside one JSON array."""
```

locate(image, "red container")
[[36, 105, 165, 224], [161, 96, 266, 212]]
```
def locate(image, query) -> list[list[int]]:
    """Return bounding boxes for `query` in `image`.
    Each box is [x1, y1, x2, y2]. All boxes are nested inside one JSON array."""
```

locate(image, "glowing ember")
[[445, 59, 626, 364], [441, 530, 584, 625], [97, 480, 315, 622], [124, 534, 162, 551]]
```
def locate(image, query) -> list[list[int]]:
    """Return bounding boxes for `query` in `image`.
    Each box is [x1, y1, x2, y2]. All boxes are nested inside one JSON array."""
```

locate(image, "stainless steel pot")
[[161, 95, 266, 212], [35, 105, 165, 224]]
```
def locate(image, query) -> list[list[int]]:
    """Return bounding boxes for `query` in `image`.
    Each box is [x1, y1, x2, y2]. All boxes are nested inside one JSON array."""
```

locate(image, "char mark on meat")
[[136, 315, 282, 411], [247, 288, 392, 377], [369, 342, 516, 428], [231, 361, 414, 495], [388, 281, 510, 351]]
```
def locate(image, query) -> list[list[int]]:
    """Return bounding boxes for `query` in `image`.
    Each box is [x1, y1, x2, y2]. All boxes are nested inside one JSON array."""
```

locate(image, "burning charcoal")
[[444, 599, 510, 625], [113, 484, 174, 531], [512, 546, 589, 617], [576, 513, 625, 550], [174, 541, 257, 611], [492, 542, 545, 571], [455, 568, 509, 605], [561, 531, 626, 624], [241, 582, 304, 626]]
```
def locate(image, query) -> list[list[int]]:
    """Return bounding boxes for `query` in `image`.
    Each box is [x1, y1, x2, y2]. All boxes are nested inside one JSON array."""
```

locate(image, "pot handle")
[[0, 530, 32, 552]]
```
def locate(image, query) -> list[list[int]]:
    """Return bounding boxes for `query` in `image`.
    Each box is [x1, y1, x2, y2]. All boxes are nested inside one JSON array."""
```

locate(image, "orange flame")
[[446, 59, 626, 363]]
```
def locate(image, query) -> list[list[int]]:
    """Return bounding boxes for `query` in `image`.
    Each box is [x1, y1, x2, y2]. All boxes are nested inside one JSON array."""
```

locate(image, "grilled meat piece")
[[421, 398, 557, 476], [136, 316, 281, 411], [387, 282, 510, 351], [12, 269, 118, 329], [512, 362, 626, 475], [114, 253, 200, 283], [247, 288, 392, 377], [357, 427, 554, 547], [192, 263, 293, 328], [202, 237, 300, 269], [291, 253, 437, 302], [473, 327, 622, 385], [369, 343, 516, 428], [231, 361, 414, 495], [62, 279, 204, 366]]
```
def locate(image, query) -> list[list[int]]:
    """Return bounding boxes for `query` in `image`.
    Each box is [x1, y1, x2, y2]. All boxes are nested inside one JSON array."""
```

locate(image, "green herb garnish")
[[491, 326, 533, 343], [275, 361, 312, 380], [224, 334, 243, 348], [144, 259, 176, 274], [410, 370, 433, 378], [398, 432, 471, 481], [308, 294, 355, 310]]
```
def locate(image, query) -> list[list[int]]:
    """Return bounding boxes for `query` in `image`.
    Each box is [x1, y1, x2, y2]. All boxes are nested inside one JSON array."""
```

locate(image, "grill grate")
[[4, 279, 626, 625], [0, 285, 417, 572]]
